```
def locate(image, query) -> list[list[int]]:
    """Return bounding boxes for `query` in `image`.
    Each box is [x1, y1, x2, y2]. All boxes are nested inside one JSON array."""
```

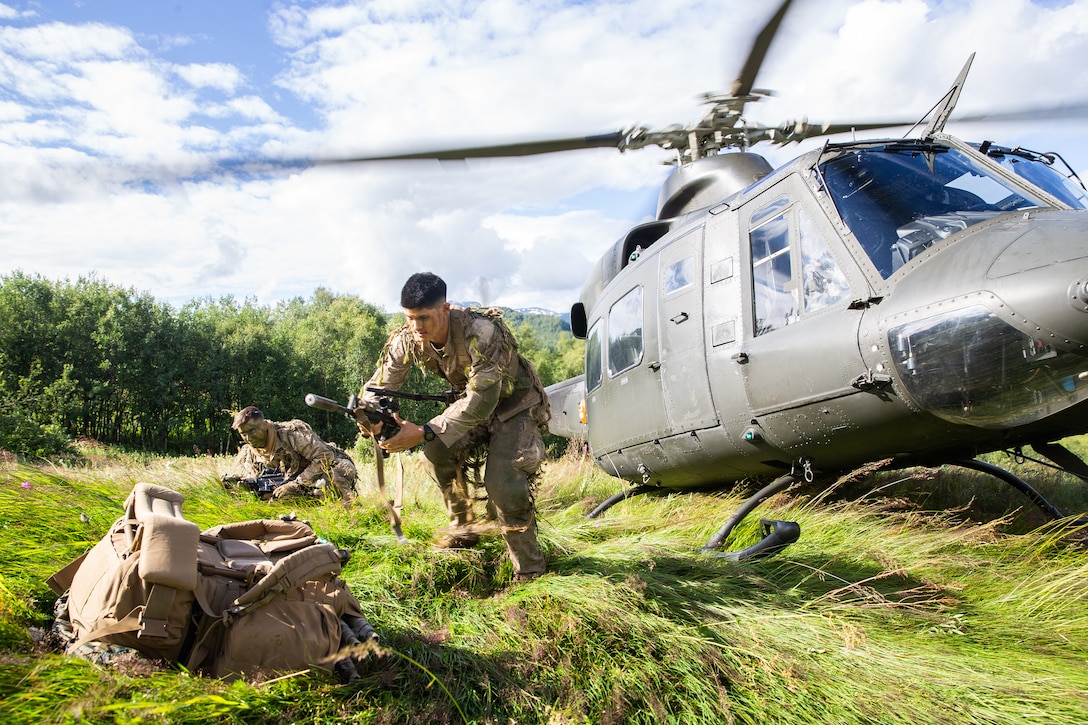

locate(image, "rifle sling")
[[374, 440, 407, 542]]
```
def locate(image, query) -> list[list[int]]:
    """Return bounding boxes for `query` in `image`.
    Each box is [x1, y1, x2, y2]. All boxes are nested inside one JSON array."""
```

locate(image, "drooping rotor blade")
[[948, 101, 1088, 125], [309, 131, 630, 164], [731, 0, 795, 98]]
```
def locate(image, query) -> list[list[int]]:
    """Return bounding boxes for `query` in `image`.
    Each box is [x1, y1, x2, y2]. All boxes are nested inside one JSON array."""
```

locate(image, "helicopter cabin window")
[[607, 286, 644, 376], [585, 320, 603, 392], [749, 196, 850, 336], [663, 256, 694, 295], [820, 142, 1049, 278]]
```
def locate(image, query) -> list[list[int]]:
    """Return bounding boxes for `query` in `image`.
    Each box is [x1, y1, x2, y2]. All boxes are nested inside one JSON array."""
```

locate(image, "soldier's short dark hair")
[[232, 405, 265, 430], [400, 272, 446, 309]]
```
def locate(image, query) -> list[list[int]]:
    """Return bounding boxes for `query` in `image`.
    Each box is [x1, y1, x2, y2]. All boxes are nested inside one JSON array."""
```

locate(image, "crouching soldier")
[[358, 272, 550, 580], [231, 405, 359, 502]]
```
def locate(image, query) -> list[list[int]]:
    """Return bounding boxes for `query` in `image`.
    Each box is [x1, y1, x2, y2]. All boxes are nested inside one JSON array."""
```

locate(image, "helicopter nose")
[[986, 212, 1088, 352]]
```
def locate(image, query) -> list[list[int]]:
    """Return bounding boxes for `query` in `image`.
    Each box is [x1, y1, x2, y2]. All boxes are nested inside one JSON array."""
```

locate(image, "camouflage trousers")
[[420, 410, 546, 578]]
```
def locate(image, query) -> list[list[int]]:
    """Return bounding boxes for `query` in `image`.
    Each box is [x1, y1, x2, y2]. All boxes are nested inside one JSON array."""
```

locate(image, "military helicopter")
[[314, 0, 1088, 559]]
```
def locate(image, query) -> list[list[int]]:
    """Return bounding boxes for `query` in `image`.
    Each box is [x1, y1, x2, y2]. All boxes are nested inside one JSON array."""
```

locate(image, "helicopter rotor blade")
[[308, 131, 630, 165], [731, 0, 795, 98], [947, 101, 1088, 125], [759, 119, 916, 145], [760, 97, 1088, 146]]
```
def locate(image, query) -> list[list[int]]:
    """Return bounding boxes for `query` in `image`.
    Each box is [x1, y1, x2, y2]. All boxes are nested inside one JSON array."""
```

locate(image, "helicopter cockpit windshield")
[[819, 142, 1049, 278], [977, 144, 1088, 210]]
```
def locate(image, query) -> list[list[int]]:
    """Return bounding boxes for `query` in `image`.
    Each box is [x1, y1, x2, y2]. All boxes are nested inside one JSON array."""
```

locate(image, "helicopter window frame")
[[585, 319, 604, 393], [747, 191, 853, 336], [606, 285, 644, 378]]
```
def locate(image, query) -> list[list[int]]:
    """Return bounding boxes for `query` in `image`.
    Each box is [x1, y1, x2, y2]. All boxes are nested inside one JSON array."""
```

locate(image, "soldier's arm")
[[290, 428, 341, 484], [359, 328, 413, 409], [234, 445, 264, 478]]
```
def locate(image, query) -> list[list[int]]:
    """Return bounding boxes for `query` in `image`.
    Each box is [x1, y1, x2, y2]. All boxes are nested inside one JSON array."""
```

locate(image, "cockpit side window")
[[799, 209, 850, 313], [585, 320, 603, 392], [749, 196, 851, 336]]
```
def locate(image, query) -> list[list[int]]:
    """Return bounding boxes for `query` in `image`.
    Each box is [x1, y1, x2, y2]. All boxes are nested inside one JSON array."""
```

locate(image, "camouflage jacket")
[[236, 419, 354, 483], [361, 306, 550, 447]]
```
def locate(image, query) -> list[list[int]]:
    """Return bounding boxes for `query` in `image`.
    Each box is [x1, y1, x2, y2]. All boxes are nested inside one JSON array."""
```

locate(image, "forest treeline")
[[0, 272, 584, 458]]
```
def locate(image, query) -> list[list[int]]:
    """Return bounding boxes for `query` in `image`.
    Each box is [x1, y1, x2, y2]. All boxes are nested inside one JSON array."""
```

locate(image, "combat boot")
[[433, 530, 480, 549]]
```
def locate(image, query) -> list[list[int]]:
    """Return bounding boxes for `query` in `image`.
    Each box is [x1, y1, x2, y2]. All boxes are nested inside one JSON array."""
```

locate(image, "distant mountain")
[[452, 301, 569, 326], [517, 306, 561, 317], [444, 303, 574, 350]]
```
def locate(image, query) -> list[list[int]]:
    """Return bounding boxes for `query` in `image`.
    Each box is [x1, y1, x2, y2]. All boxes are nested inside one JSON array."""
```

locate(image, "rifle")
[[305, 392, 400, 449], [221, 469, 288, 500], [304, 392, 408, 543]]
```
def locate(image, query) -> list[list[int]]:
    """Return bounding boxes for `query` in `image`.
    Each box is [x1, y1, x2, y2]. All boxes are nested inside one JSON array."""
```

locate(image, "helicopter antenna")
[[913, 53, 975, 138]]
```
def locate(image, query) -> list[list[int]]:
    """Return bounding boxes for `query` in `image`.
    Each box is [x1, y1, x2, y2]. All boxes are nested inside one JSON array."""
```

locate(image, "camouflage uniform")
[[362, 306, 550, 578], [236, 419, 358, 501]]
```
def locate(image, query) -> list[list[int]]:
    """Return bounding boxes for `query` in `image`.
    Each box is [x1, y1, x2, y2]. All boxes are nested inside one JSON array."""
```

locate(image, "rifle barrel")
[[305, 393, 353, 415]]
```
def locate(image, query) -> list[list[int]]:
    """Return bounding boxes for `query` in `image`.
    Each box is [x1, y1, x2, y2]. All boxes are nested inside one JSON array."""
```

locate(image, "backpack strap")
[[69, 511, 200, 650], [133, 513, 199, 638], [68, 608, 145, 651], [230, 543, 344, 614], [67, 582, 181, 650]]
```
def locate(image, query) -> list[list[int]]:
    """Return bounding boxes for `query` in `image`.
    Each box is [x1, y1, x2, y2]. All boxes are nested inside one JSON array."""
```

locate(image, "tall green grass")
[[0, 442, 1086, 724]]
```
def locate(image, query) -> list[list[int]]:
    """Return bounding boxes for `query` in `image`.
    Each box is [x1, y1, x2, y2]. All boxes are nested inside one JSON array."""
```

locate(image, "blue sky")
[[2, 0, 1088, 312], [43, 1, 319, 127]]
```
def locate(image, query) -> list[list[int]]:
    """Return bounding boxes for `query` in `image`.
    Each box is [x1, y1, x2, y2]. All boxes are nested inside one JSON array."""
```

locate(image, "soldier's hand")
[[378, 414, 425, 454], [353, 409, 373, 437], [353, 409, 383, 439]]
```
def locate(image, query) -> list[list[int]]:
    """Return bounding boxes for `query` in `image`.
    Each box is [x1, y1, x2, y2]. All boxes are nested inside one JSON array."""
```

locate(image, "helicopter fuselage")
[[548, 132, 1088, 490]]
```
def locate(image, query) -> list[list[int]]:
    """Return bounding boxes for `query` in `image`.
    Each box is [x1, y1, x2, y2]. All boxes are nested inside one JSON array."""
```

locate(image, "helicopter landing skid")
[[702, 472, 801, 561], [951, 458, 1064, 520], [587, 484, 657, 519]]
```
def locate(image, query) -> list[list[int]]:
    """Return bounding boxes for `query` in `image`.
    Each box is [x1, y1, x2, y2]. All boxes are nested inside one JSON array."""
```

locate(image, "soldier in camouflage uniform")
[[358, 272, 549, 580], [231, 405, 359, 501]]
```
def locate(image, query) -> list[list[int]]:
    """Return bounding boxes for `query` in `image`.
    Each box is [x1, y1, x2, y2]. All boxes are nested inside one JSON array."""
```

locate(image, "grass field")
[[1, 440, 1086, 724]]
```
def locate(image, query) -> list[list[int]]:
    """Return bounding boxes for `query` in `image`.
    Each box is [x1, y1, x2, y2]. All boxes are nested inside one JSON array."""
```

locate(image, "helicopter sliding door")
[[738, 177, 869, 446], [656, 227, 718, 432], [584, 257, 670, 457]]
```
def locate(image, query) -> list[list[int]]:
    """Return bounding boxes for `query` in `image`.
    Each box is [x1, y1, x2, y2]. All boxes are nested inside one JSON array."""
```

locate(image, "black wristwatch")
[[422, 424, 436, 442]]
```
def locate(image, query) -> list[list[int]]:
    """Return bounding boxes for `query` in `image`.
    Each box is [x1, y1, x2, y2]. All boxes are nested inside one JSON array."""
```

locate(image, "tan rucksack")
[[48, 482, 376, 681]]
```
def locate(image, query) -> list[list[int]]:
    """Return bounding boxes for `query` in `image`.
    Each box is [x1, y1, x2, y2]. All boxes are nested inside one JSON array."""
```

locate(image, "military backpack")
[[48, 482, 376, 681]]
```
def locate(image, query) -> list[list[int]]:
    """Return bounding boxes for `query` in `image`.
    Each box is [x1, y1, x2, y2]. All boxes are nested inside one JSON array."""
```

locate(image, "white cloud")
[[2, 0, 1088, 315], [175, 61, 245, 93]]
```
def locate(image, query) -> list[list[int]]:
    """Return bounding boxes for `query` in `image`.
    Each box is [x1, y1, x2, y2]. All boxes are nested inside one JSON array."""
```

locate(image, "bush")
[[0, 414, 72, 459]]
